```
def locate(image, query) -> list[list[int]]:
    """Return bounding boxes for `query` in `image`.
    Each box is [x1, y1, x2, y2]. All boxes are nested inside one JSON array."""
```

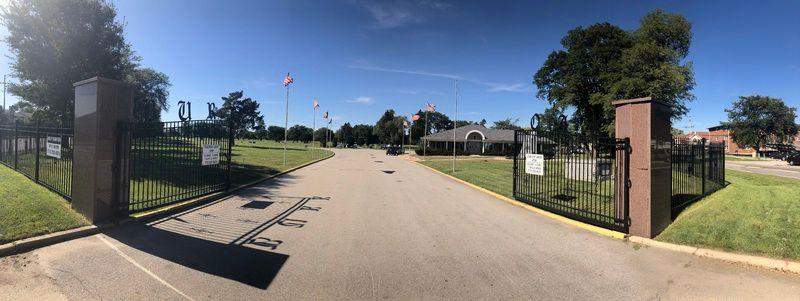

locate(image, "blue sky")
[[1, 0, 798, 131]]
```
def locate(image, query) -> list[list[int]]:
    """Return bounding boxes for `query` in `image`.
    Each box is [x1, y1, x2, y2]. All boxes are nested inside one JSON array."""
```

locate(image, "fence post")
[[71, 77, 133, 223], [226, 119, 233, 190], [613, 97, 672, 238], [13, 120, 18, 169], [34, 120, 40, 182], [701, 138, 706, 195]]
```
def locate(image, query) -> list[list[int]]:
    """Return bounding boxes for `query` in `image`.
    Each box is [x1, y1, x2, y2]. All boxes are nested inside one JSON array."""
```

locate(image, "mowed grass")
[[419, 158, 514, 198], [658, 169, 800, 261], [230, 139, 332, 185], [0, 164, 88, 244]]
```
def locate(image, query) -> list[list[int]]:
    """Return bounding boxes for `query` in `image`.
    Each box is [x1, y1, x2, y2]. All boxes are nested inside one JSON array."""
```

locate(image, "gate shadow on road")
[[104, 174, 331, 289]]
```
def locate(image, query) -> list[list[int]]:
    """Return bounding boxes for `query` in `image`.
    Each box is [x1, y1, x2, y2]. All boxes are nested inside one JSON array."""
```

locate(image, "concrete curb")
[[627, 236, 800, 275], [128, 150, 336, 222], [412, 161, 800, 275], [0, 224, 110, 258]]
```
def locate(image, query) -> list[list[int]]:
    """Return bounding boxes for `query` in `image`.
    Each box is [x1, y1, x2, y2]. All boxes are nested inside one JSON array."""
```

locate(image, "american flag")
[[323, 111, 328, 119], [313, 99, 319, 108], [403, 120, 409, 127], [412, 114, 420, 121], [426, 102, 436, 112], [328, 118, 332, 124], [283, 73, 294, 86]]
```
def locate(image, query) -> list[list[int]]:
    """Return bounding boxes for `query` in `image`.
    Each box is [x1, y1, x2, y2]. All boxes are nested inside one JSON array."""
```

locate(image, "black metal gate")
[[671, 139, 726, 216], [116, 119, 233, 214], [512, 124, 630, 232], [0, 123, 74, 199]]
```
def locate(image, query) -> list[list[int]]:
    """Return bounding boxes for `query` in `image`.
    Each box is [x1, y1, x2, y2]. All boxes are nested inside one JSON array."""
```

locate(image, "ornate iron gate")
[[116, 119, 233, 214], [512, 116, 630, 232]]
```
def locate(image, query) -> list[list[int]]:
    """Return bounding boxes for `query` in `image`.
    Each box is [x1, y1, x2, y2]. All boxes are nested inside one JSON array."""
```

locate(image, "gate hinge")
[[626, 179, 632, 188]]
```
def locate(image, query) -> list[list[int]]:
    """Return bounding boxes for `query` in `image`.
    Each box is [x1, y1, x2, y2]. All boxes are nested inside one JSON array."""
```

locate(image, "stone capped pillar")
[[72, 77, 133, 223], [613, 97, 672, 238]]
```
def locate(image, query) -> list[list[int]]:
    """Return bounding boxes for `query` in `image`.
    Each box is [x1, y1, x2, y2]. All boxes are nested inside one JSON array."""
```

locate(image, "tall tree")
[[534, 10, 694, 137], [128, 68, 171, 123], [352, 124, 375, 146], [492, 118, 522, 130], [287, 125, 313, 142], [314, 127, 335, 147], [214, 91, 264, 139], [336, 122, 355, 146], [373, 110, 398, 144], [267, 126, 285, 142], [725, 95, 798, 156], [1, 0, 138, 125]]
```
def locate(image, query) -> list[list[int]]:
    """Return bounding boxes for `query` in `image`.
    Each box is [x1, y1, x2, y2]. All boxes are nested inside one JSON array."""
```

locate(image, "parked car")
[[786, 151, 800, 166]]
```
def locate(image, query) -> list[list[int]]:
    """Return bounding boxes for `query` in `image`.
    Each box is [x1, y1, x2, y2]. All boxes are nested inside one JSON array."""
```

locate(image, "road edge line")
[[411, 161, 800, 275], [412, 161, 627, 240]]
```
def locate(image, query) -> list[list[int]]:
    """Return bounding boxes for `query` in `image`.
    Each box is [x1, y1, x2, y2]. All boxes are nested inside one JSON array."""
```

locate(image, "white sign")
[[202, 144, 221, 166], [46, 136, 61, 159], [525, 154, 544, 176]]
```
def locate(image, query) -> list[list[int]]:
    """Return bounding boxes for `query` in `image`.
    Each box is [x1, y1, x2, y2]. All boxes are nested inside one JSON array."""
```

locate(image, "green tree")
[[352, 124, 375, 146], [314, 127, 335, 147], [374, 110, 399, 144], [267, 126, 285, 142], [214, 91, 264, 139], [533, 10, 694, 137], [724, 95, 798, 156], [287, 125, 313, 142], [408, 110, 453, 144], [1, 0, 138, 125], [128, 68, 171, 123], [492, 118, 521, 130], [335, 122, 355, 146]]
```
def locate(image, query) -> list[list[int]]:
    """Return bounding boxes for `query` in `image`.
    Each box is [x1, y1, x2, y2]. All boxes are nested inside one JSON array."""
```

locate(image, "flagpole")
[[424, 110, 429, 157], [453, 80, 458, 173], [312, 104, 316, 159], [283, 77, 289, 166], [401, 121, 404, 152]]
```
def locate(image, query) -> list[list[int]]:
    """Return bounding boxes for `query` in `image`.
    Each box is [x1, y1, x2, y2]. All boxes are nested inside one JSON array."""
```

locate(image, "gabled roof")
[[421, 125, 515, 142]]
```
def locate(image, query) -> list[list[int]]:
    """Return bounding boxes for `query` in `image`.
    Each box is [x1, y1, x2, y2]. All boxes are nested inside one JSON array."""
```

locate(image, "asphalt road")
[[726, 160, 800, 180], [2, 149, 799, 300]]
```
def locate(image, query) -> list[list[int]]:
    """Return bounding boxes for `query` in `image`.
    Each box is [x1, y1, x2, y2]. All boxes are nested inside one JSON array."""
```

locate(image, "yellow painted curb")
[[131, 150, 336, 219], [413, 161, 627, 240], [628, 236, 800, 275]]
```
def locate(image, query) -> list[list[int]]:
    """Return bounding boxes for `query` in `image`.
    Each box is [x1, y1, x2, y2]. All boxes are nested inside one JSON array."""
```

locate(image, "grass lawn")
[[657, 169, 800, 261], [0, 164, 88, 244], [420, 158, 514, 198], [127, 139, 333, 212]]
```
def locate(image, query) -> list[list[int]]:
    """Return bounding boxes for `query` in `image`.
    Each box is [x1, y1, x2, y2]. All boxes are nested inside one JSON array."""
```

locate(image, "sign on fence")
[[202, 144, 221, 166], [46, 136, 61, 159], [525, 153, 544, 175]]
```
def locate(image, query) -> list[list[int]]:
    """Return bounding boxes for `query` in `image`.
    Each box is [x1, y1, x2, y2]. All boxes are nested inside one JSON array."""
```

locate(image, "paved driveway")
[[1, 149, 799, 300], [726, 159, 800, 180]]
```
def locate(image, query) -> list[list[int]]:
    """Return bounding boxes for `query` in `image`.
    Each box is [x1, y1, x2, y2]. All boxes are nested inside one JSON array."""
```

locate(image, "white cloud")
[[347, 64, 532, 93], [347, 96, 374, 104], [356, 0, 453, 29]]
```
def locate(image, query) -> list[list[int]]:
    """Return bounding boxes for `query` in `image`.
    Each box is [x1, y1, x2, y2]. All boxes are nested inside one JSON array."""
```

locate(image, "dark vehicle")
[[786, 151, 800, 166], [385, 146, 404, 156]]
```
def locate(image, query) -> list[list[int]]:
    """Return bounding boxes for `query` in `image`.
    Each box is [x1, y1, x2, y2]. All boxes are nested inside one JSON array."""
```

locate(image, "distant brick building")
[[674, 125, 800, 155]]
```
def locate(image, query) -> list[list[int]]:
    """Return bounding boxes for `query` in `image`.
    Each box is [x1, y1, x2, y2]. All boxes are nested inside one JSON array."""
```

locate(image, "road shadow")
[[107, 176, 330, 289]]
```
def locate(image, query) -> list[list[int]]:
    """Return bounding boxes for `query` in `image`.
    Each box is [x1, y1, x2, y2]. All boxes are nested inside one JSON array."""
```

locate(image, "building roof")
[[421, 124, 515, 143]]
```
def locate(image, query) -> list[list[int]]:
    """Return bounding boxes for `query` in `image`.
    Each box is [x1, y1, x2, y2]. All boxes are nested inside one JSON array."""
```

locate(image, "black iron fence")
[[671, 139, 726, 215], [0, 123, 74, 199], [513, 129, 630, 232], [117, 120, 233, 214]]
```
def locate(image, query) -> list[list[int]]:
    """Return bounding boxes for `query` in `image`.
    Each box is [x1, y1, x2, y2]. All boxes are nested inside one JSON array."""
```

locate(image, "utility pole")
[[453, 80, 458, 173], [3, 75, 6, 112]]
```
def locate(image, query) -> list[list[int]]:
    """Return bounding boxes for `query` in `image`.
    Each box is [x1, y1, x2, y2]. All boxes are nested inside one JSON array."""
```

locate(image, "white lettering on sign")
[[525, 154, 544, 176], [46, 136, 61, 159], [202, 144, 221, 166]]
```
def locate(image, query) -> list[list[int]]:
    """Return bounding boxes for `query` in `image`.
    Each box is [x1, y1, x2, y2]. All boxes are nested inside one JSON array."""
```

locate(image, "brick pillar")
[[72, 77, 133, 223], [613, 97, 672, 238]]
